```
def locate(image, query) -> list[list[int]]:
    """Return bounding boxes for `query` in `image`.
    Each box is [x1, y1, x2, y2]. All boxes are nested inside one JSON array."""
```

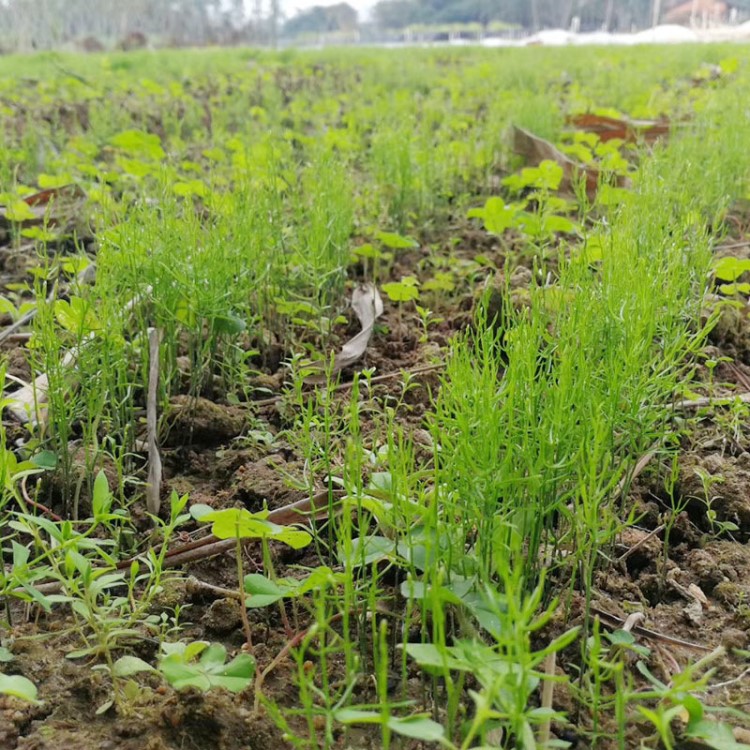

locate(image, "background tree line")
[[1, 0, 750, 51], [372, 0, 750, 32], [0, 0, 271, 52]]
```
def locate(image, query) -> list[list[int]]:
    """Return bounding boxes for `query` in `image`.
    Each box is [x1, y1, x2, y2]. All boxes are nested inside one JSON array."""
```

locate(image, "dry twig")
[[537, 651, 557, 747], [9, 488, 342, 599], [672, 392, 750, 410], [146, 328, 163, 516], [591, 606, 710, 652]]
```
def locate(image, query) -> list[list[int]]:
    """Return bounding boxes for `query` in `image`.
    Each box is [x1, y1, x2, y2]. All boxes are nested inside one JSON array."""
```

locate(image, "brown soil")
[[5, 209, 750, 749]]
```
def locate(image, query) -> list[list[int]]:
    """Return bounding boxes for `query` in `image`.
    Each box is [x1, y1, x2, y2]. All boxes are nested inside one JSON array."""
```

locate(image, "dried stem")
[[146, 327, 163, 517], [236, 538, 253, 650]]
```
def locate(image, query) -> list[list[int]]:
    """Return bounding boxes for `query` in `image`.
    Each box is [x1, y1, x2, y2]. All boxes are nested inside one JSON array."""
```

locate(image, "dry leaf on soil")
[[687, 582, 708, 607], [305, 283, 383, 383], [0, 184, 87, 233], [566, 113, 670, 144], [512, 125, 630, 199]]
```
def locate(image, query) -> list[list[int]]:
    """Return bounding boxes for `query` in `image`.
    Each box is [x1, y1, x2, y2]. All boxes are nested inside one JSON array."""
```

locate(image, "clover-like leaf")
[[112, 655, 155, 678], [54, 297, 101, 335], [341, 535, 395, 568], [0, 673, 39, 704], [110, 129, 165, 160], [198, 508, 311, 549], [4, 200, 36, 223], [375, 231, 418, 249], [159, 641, 254, 693], [387, 715, 446, 741], [199, 507, 275, 540], [334, 708, 445, 743], [243, 574, 289, 608], [713, 256, 750, 283], [382, 277, 420, 303], [467, 197, 517, 235]]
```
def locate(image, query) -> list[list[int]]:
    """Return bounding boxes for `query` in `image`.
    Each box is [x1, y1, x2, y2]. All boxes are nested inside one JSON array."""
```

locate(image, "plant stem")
[[236, 537, 253, 649]]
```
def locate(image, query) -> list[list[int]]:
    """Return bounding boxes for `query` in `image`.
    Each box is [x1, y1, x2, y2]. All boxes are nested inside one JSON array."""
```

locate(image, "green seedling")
[[193, 505, 312, 647], [713, 255, 750, 296], [0, 673, 40, 704], [335, 708, 446, 745], [502, 158, 563, 194], [351, 243, 392, 284], [692, 467, 740, 539], [353, 232, 416, 285], [422, 271, 455, 294], [414, 305, 442, 343], [467, 196, 520, 235], [375, 231, 418, 251], [469, 185, 578, 245], [382, 275, 419, 336], [634, 650, 750, 750], [54, 296, 101, 337], [91, 654, 155, 715], [159, 641, 255, 693], [243, 566, 345, 609]]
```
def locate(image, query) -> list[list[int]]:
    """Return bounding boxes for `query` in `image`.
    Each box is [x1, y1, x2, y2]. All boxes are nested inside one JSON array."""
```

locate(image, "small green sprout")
[[0, 673, 40, 704], [467, 197, 519, 235], [375, 231, 418, 250], [382, 275, 419, 304], [195, 506, 312, 550], [159, 641, 255, 693], [243, 566, 344, 609], [192, 506, 312, 648], [351, 243, 392, 283], [422, 271, 455, 293], [713, 256, 750, 296], [382, 276, 420, 337], [502, 159, 563, 193], [54, 296, 101, 336]]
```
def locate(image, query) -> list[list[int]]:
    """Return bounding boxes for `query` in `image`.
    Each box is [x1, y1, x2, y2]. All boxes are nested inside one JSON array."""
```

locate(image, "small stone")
[[702, 453, 725, 475], [165, 396, 245, 447], [683, 600, 703, 626], [714, 581, 742, 607], [203, 597, 242, 635], [509, 265, 533, 289], [721, 628, 747, 650]]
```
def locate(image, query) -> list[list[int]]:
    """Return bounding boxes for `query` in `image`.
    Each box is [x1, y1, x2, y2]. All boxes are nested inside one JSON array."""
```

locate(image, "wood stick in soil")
[[591, 605, 711, 651], [150, 487, 343, 568], [145, 327, 163, 517], [8, 488, 343, 598], [672, 391, 750, 410]]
